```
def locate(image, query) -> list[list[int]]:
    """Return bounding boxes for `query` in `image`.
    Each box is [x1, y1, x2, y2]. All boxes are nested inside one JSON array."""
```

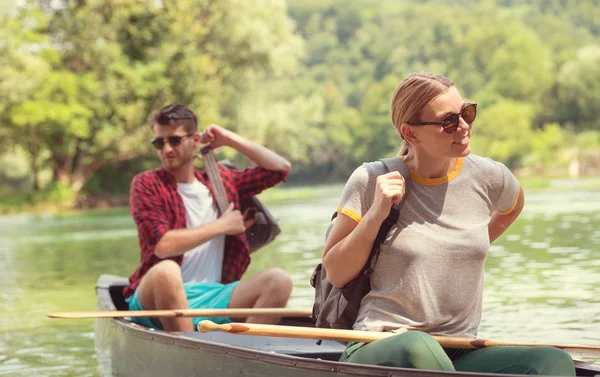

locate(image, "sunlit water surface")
[[1, 185, 599, 376]]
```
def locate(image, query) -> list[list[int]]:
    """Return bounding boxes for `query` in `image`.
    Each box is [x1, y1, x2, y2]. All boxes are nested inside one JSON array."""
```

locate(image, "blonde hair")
[[390, 72, 454, 155]]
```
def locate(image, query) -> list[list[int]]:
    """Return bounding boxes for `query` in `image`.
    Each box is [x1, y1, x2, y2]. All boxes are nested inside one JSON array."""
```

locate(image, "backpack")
[[310, 157, 411, 329], [199, 146, 281, 253]]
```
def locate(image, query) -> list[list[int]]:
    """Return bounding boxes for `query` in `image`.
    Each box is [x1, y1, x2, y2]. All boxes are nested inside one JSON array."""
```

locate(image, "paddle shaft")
[[198, 321, 600, 352], [47, 308, 313, 319]]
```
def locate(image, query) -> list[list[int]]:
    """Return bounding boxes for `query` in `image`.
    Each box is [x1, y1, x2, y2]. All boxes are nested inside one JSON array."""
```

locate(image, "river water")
[[1, 184, 599, 376]]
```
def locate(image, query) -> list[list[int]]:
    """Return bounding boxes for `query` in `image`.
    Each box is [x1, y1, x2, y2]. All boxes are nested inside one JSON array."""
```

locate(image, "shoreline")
[[2, 177, 600, 216]]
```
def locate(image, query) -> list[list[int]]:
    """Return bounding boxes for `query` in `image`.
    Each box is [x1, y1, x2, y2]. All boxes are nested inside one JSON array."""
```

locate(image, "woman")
[[322, 72, 575, 375]]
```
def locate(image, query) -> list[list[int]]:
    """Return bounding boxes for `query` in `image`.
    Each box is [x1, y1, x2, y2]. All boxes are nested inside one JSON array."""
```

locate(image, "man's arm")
[[200, 125, 291, 172], [130, 173, 171, 249], [154, 203, 246, 259], [488, 184, 524, 243]]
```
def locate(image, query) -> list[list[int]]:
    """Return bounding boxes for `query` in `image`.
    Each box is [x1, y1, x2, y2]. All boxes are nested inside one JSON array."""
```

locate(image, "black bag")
[[231, 178, 281, 253], [200, 146, 281, 253], [310, 157, 411, 329]]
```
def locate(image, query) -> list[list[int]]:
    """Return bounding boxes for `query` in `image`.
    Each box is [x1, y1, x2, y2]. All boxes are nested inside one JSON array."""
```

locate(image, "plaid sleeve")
[[130, 173, 170, 247], [231, 167, 288, 199]]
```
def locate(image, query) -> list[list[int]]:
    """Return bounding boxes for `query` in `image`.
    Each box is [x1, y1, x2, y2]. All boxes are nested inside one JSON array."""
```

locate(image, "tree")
[[0, 2, 51, 191], [554, 45, 600, 131], [2, 0, 304, 193], [471, 100, 535, 168]]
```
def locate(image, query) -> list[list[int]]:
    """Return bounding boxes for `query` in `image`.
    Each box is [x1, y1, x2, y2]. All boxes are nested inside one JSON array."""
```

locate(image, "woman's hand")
[[371, 171, 406, 222]]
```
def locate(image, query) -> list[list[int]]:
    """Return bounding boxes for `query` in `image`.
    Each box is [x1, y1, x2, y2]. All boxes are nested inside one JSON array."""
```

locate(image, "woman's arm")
[[322, 210, 385, 288], [488, 184, 525, 243], [323, 171, 406, 288]]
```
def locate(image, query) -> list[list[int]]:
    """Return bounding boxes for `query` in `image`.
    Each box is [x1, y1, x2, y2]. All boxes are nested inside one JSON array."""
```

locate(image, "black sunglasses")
[[150, 133, 194, 150], [408, 103, 477, 134]]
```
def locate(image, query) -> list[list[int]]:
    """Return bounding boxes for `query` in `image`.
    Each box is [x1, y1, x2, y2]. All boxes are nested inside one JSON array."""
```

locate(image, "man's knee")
[[263, 268, 293, 301], [145, 260, 183, 291]]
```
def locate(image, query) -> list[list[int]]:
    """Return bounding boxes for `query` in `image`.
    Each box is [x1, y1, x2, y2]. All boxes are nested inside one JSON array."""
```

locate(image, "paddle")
[[46, 308, 313, 319], [198, 321, 600, 359]]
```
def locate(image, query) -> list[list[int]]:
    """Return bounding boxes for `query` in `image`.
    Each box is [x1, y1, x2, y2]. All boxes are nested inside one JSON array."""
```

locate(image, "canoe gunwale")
[[94, 274, 600, 377], [96, 275, 453, 377]]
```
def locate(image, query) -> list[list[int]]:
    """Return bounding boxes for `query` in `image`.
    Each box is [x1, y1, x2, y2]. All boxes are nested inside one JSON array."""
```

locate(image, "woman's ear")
[[399, 124, 418, 145]]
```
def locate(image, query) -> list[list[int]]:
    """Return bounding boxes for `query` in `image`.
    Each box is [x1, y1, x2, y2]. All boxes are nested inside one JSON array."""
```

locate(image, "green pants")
[[341, 332, 575, 376]]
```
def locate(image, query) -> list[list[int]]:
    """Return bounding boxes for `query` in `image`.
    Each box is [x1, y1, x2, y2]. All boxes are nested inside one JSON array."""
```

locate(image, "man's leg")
[[135, 260, 194, 332], [228, 268, 293, 324]]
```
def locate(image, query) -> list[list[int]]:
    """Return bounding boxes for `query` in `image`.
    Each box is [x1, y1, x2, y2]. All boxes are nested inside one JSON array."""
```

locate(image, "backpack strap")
[[364, 157, 411, 276], [380, 157, 412, 201], [199, 146, 229, 214]]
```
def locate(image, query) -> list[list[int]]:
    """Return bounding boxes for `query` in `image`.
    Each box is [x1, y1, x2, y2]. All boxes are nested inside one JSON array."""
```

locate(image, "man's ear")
[[192, 132, 201, 147], [399, 124, 418, 146]]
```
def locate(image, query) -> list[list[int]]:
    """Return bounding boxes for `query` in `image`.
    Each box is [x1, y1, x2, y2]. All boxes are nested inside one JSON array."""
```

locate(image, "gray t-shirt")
[[337, 154, 520, 338]]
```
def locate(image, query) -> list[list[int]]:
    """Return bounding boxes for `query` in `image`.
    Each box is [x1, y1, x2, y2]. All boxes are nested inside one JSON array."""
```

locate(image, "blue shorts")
[[127, 280, 241, 330]]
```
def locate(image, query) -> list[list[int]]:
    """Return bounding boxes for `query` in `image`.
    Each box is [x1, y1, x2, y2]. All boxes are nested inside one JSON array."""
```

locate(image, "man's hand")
[[200, 124, 235, 149], [217, 203, 246, 235], [200, 123, 291, 172]]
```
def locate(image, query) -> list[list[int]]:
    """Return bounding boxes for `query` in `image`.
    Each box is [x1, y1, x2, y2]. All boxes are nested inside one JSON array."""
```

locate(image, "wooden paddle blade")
[[46, 308, 313, 319], [471, 339, 600, 351], [563, 348, 600, 362]]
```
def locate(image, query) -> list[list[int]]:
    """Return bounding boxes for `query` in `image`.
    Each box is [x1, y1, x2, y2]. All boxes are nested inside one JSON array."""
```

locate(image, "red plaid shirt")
[[123, 165, 288, 299]]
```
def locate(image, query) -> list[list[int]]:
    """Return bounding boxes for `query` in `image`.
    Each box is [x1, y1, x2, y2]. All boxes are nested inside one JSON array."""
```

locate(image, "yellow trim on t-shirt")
[[498, 185, 521, 215], [337, 206, 361, 223], [409, 158, 464, 186]]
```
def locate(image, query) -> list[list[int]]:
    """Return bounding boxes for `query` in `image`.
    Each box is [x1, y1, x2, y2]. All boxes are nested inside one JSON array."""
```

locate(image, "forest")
[[1, 0, 599, 212]]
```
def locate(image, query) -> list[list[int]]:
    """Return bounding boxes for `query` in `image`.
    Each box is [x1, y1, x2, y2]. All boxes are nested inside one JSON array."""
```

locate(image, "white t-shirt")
[[177, 179, 225, 283]]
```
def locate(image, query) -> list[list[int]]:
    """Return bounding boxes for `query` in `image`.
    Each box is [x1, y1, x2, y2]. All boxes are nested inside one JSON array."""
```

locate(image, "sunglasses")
[[408, 103, 477, 134], [150, 133, 194, 150]]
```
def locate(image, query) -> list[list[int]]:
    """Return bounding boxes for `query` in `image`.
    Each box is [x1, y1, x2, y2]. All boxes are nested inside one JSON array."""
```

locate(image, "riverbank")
[[2, 177, 600, 215], [0, 183, 338, 215]]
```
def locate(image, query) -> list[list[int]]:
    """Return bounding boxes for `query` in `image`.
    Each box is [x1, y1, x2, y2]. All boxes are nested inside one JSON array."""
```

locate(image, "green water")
[[1, 185, 599, 376]]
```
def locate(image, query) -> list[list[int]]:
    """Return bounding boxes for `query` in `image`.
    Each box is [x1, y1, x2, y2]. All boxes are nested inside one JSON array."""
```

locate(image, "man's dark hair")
[[151, 104, 198, 133]]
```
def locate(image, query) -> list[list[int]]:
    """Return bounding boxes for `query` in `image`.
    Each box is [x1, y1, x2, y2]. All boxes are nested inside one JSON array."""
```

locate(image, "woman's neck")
[[403, 150, 457, 179]]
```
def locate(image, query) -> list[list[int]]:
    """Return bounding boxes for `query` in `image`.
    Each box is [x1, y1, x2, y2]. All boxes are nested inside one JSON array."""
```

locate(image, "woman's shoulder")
[[464, 154, 509, 174], [463, 154, 516, 192], [345, 160, 388, 180], [343, 159, 394, 194]]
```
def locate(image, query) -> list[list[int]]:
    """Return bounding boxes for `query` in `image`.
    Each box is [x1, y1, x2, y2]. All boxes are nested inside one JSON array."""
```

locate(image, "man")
[[123, 104, 293, 332]]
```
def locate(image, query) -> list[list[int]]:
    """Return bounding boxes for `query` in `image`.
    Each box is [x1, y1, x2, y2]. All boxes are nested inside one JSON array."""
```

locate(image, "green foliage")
[[1, 0, 600, 211], [524, 123, 572, 174], [472, 100, 535, 168], [0, 182, 75, 214], [555, 45, 600, 130], [484, 28, 553, 104], [1, 0, 304, 194]]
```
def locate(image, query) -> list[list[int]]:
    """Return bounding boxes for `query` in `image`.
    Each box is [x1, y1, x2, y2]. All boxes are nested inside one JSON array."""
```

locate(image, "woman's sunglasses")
[[150, 133, 194, 150], [408, 103, 477, 134]]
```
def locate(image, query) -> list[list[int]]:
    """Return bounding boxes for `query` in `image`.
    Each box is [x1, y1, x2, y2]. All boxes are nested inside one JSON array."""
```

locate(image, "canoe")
[[94, 274, 599, 377]]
